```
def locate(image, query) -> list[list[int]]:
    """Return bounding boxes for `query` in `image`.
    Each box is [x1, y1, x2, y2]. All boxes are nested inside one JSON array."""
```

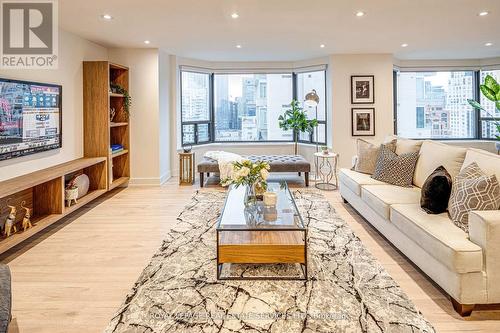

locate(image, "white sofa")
[[339, 139, 500, 316]]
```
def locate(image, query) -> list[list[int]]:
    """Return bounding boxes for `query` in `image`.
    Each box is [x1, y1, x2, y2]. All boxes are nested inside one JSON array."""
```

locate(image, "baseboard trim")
[[160, 171, 172, 185]]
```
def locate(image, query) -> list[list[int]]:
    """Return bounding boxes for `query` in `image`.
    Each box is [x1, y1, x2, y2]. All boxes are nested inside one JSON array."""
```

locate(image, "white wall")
[[159, 51, 171, 183], [0, 29, 108, 182], [330, 54, 395, 168], [108, 48, 162, 185]]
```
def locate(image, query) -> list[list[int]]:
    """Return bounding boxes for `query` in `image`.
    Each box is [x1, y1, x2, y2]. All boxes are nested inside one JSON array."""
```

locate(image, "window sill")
[[177, 141, 323, 152]]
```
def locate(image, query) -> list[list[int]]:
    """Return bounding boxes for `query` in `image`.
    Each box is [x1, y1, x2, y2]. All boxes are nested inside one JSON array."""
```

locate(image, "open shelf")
[[110, 122, 128, 128], [111, 149, 128, 158], [63, 189, 107, 215], [109, 177, 129, 190], [0, 158, 107, 254], [109, 92, 124, 98]]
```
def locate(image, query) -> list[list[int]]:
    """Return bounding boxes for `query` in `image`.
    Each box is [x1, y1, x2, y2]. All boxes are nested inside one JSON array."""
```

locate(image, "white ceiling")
[[59, 0, 500, 62]]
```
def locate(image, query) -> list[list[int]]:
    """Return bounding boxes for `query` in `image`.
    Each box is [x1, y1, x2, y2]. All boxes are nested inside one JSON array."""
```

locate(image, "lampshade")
[[304, 89, 319, 107]]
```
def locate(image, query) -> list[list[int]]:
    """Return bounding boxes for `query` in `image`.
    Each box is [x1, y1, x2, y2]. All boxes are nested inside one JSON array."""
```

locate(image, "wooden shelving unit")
[[0, 158, 107, 254], [83, 61, 130, 189]]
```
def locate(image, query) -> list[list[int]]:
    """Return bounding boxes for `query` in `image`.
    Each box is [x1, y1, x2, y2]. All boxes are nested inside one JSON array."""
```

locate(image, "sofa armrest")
[[351, 156, 358, 169], [469, 210, 500, 302]]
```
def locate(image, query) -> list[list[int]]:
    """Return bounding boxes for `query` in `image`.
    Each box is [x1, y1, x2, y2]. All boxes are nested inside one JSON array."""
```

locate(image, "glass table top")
[[217, 182, 305, 230]]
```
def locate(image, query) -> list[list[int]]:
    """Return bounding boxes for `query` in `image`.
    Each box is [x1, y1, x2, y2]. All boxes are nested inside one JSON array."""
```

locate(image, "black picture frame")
[[352, 108, 375, 136], [351, 75, 375, 104]]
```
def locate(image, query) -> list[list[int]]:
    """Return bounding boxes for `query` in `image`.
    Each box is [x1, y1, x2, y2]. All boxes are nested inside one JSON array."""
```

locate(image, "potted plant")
[[468, 74, 500, 152], [278, 100, 318, 154], [221, 160, 270, 204], [65, 177, 79, 207], [320, 146, 329, 155], [110, 83, 132, 118]]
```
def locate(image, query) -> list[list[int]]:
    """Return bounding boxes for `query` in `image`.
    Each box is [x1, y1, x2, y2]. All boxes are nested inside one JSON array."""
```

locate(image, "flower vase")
[[245, 184, 257, 207]]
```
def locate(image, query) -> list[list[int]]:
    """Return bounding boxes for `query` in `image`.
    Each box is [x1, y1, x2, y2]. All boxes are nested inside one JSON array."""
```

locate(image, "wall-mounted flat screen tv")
[[0, 78, 62, 161]]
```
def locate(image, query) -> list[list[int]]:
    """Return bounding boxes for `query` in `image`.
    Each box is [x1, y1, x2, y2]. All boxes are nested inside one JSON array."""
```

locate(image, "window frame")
[[296, 70, 328, 146], [180, 70, 213, 145], [393, 69, 499, 141], [180, 68, 328, 146]]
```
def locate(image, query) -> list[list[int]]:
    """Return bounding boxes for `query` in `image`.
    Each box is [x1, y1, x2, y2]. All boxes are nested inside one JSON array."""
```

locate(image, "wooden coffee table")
[[216, 182, 307, 280]]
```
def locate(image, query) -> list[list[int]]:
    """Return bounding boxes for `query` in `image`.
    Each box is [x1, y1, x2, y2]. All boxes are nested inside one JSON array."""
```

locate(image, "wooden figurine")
[[4, 199, 17, 237], [20, 201, 33, 231]]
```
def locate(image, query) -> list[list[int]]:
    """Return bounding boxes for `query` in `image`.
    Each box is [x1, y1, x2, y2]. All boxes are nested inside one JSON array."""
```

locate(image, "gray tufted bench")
[[197, 155, 310, 187]]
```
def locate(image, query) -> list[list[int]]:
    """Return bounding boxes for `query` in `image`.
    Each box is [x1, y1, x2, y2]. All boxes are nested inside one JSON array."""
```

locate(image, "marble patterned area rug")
[[105, 189, 435, 333]]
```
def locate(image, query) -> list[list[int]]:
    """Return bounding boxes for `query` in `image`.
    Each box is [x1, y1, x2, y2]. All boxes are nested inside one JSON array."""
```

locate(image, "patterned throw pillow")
[[354, 139, 397, 175], [448, 162, 500, 232], [371, 146, 419, 187]]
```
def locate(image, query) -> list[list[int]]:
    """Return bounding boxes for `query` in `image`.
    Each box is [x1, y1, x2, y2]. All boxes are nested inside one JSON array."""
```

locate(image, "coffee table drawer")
[[219, 244, 305, 264]]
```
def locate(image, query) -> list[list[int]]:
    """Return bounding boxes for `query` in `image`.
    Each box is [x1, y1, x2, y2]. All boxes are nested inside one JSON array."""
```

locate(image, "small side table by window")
[[314, 152, 339, 191], [179, 152, 195, 185]]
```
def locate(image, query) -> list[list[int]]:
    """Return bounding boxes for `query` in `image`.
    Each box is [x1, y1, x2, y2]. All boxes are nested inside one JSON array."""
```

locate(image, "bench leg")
[[298, 172, 301, 176], [200, 172, 204, 187], [207, 172, 210, 177], [305, 172, 309, 187]]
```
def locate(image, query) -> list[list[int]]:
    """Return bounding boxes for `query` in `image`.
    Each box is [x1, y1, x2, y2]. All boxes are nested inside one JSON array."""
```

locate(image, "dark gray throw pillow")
[[371, 146, 419, 187], [420, 166, 452, 214]]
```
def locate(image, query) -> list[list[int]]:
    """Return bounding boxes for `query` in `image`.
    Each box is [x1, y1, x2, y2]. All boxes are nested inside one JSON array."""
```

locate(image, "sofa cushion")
[[413, 141, 467, 188], [354, 139, 396, 174], [339, 168, 385, 196], [361, 185, 421, 219], [420, 166, 453, 214], [462, 148, 500, 183], [391, 204, 483, 274], [448, 162, 500, 233], [385, 135, 423, 155], [372, 146, 419, 187]]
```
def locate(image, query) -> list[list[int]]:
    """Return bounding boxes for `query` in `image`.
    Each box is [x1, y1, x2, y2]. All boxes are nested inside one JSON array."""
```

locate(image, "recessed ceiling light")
[[144, 40, 150, 45], [236, 44, 242, 49], [401, 43, 408, 47], [479, 11, 489, 16], [231, 12, 239, 19], [485, 42, 493, 46], [101, 14, 113, 20], [356, 11, 365, 17], [320, 44, 325, 48]]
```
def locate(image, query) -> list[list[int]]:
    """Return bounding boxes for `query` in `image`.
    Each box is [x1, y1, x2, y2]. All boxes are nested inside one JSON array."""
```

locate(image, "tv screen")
[[0, 78, 62, 161]]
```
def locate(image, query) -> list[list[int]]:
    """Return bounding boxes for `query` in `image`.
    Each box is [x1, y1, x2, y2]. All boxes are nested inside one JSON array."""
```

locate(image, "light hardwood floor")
[[2, 175, 500, 333]]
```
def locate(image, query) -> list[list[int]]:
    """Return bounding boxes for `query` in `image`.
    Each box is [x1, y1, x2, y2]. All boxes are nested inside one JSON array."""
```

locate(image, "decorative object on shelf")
[[321, 146, 329, 155], [20, 201, 33, 231], [221, 160, 270, 204], [351, 75, 374, 104], [278, 100, 318, 154], [74, 174, 90, 198], [110, 107, 116, 122], [183, 145, 192, 153], [467, 74, 500, 150], [263, 191, 277, 207], [352, 108, 375, 136], [314, 151, 339, 191], [110, 83, 131, 117], [111, 144, 124, 154], [179, 152, 195, 185], [4, 200, 17, 237], [65, 177, 79, 207]]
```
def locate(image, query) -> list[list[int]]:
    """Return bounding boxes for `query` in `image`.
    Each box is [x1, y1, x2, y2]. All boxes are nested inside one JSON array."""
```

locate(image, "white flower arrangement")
[[221, 159, 270, 191]]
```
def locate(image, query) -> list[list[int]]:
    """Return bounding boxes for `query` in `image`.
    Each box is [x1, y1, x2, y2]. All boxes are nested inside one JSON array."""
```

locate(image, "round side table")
[[314, 152, 339, 191]]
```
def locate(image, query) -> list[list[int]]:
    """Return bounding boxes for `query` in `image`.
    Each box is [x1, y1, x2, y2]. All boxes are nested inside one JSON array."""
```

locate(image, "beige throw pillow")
[[354, 139, 396, 175], [448, 162, 500, 233]]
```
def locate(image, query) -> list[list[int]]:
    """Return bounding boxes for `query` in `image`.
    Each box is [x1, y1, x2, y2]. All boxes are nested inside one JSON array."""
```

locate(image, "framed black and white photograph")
[[352, 108, 375, 136], [351, 75, 374, 104]]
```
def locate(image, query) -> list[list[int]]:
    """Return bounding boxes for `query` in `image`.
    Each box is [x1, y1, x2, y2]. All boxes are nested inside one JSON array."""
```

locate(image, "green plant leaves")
[[480, 84, 497, 102], [496, 101, 500, 111], [467, 99, 485, 111], [484, 75, 500, 94]]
